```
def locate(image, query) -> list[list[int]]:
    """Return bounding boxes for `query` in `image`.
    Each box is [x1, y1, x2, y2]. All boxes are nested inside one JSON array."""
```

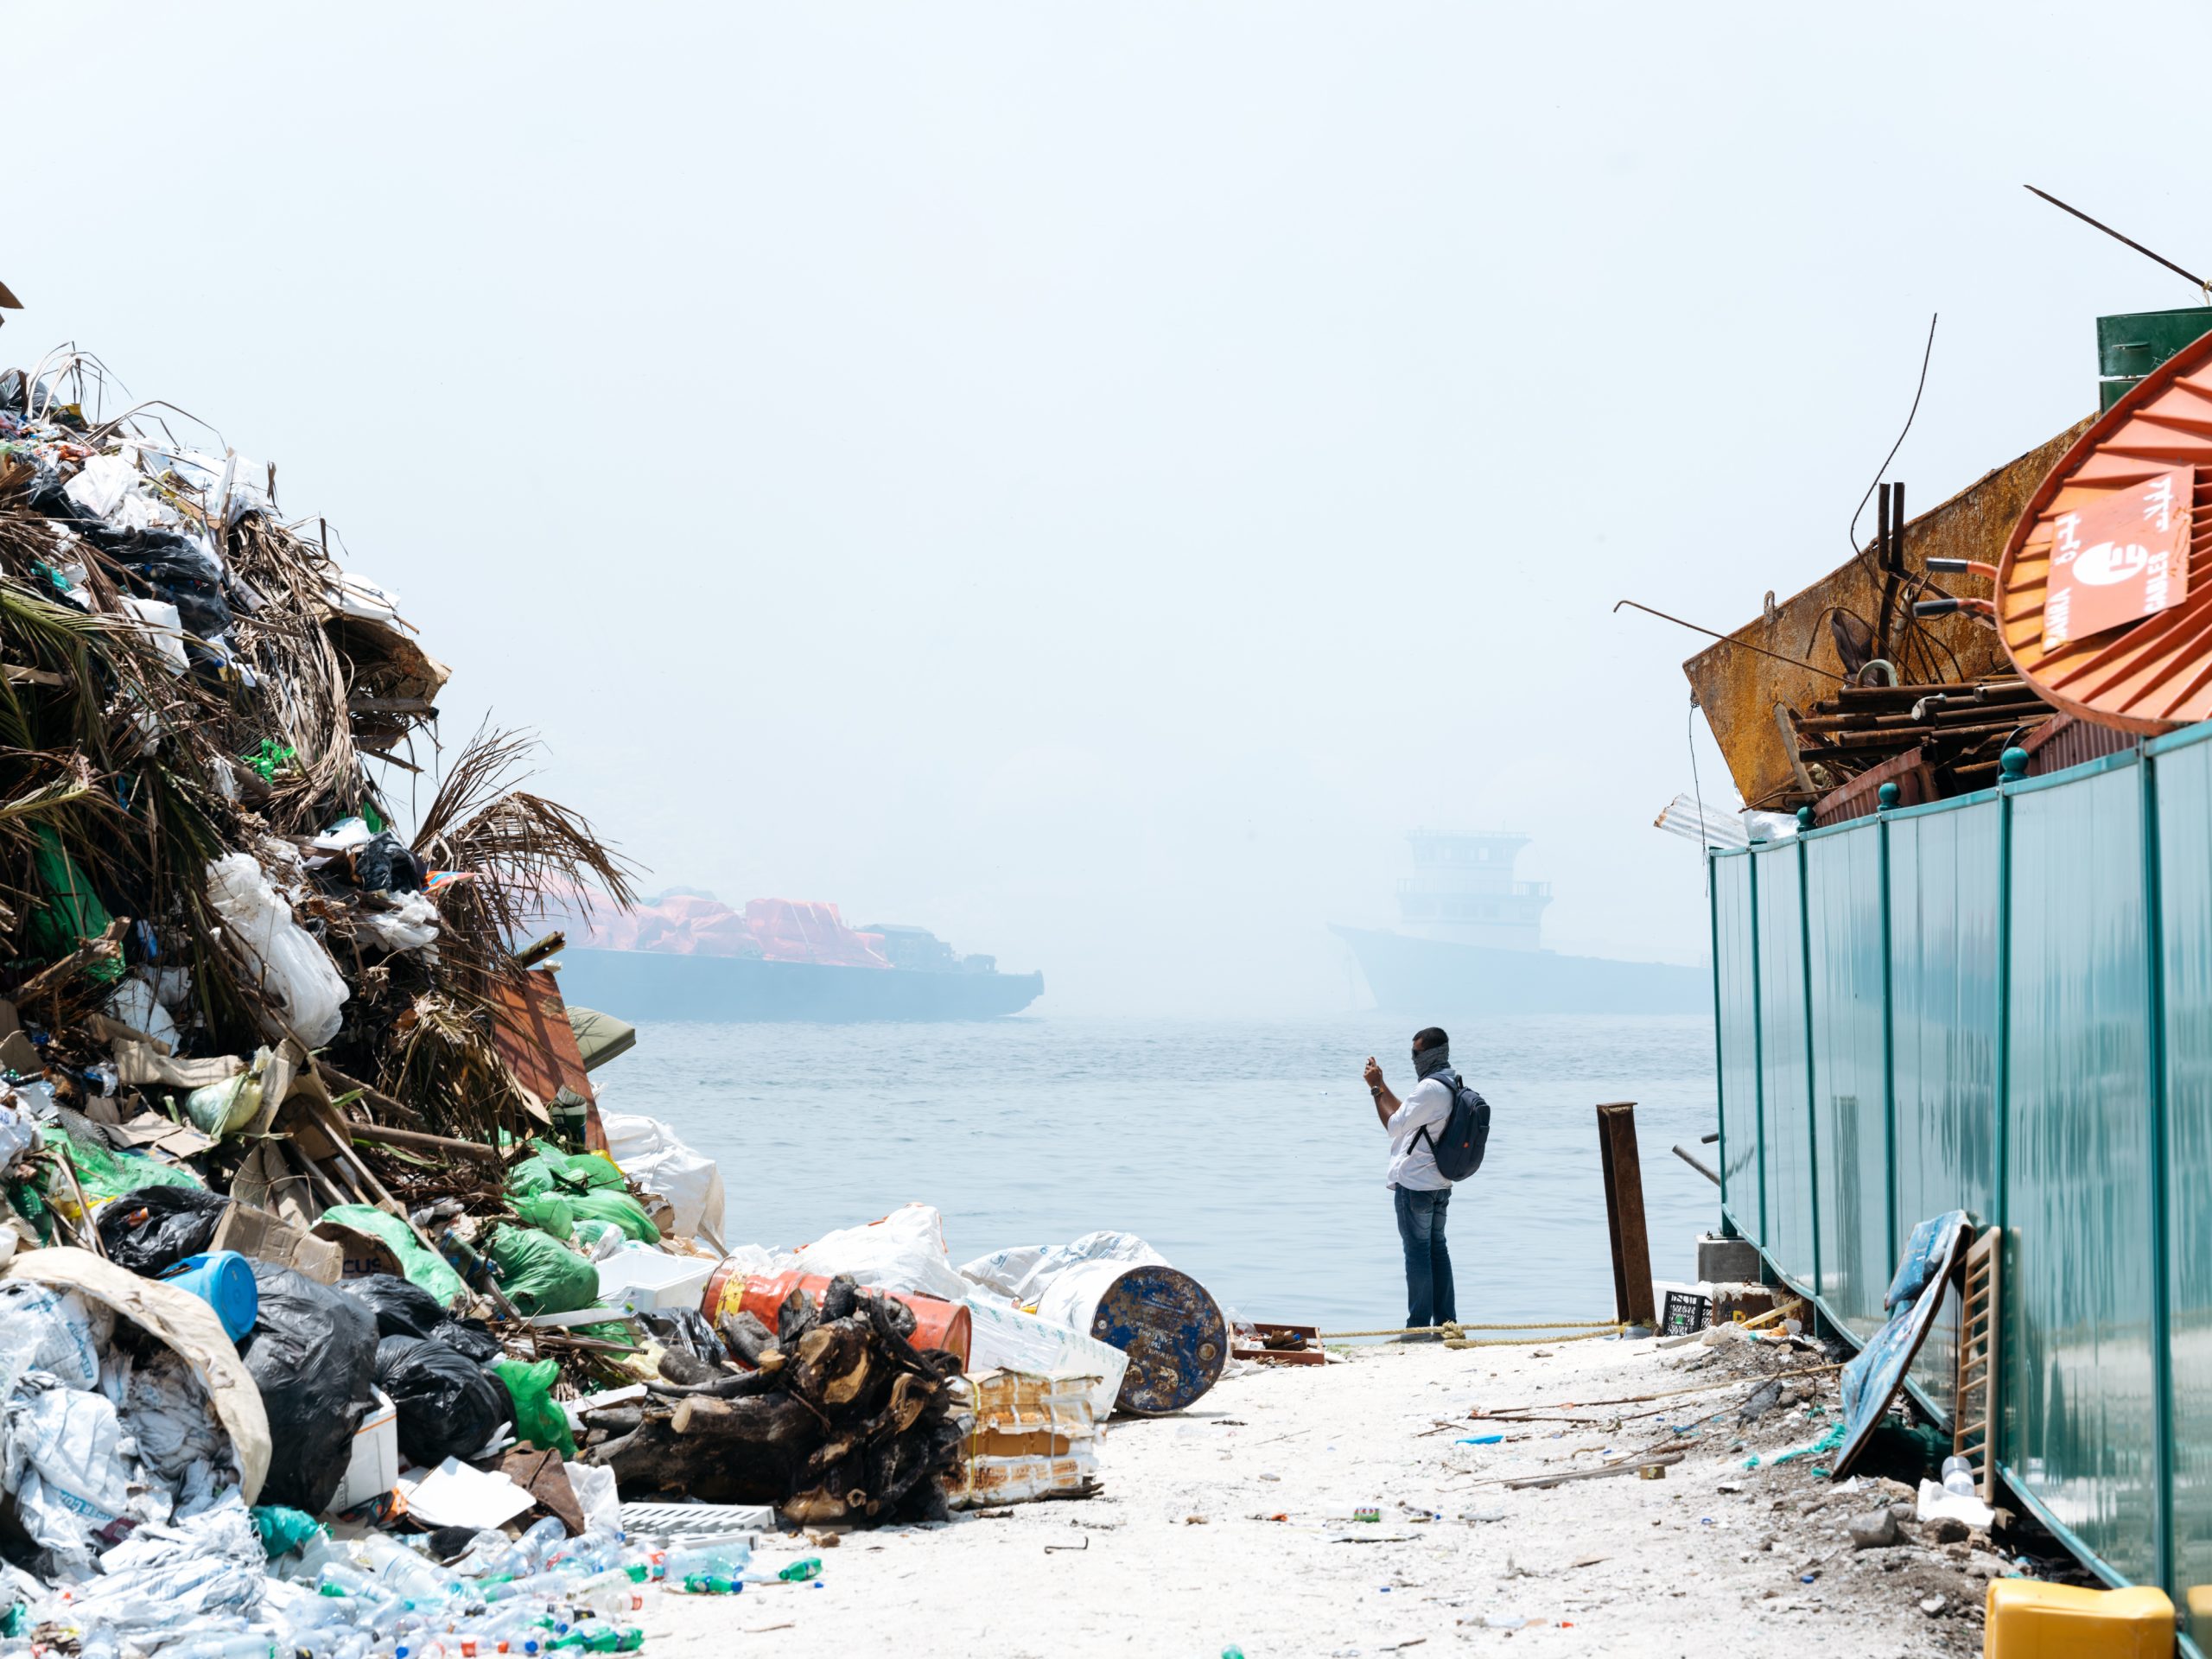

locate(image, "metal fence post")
[[2144, 750, 2177, 1601], [1708, 850, 1729, 1220], [1800, 837, 1821, 1303], [1878, 813, 1899, 1281], [1747, 849, 1769, 1246]]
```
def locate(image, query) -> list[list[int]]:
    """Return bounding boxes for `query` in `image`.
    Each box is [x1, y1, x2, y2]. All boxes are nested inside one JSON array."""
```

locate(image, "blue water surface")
[[600, 1013, 1719, 1334]]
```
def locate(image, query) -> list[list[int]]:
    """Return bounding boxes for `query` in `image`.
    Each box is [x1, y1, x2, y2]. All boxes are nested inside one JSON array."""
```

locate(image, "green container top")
[[2097, 307, 2212, 381]]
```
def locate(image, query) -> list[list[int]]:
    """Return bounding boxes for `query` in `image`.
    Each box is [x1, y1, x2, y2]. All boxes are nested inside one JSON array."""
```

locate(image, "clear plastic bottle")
[[661, 1543, 751, 1581], [362, 1535, 465, 1605], [677, 1574, 743, 1597], [486, 1519, 569, 1582], [165, 1637, 277, 1659], [1941, 1454, 1978, 1497], [544, 1530, 626, 1576]]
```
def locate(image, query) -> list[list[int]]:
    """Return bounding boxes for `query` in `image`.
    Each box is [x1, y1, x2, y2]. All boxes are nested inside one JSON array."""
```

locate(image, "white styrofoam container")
[[327, 1389, 398, 1514], [595, 1249, 712, 1316]]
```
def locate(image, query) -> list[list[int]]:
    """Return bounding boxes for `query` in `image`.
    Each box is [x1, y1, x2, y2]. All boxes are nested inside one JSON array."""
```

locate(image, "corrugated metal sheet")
[[1753, 842, 1815, 1290], [2005, 765, 2158, 1586], [1707, 727, 2212, 1606], [1805, 826, 1889, 1343], [2023, 711, 2139, 778]]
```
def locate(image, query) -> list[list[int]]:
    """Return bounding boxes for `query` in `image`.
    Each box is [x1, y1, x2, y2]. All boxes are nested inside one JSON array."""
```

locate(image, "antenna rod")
[[2024, 185, 2212, 293]]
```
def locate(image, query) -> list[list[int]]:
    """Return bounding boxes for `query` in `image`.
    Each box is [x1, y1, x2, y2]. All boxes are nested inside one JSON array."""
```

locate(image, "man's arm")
[[1363, 1056, 1400, 1128]]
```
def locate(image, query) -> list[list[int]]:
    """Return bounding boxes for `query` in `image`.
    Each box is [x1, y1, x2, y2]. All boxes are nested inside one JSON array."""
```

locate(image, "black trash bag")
[[347, 832, 426, 894], [430, 1319, 503, 1364], [97, 1185, 229, 1276], [373, 1335, 510, 1466], [238, 1263, 379, 1513], [97, 527, 233, 639], [335, 1274, 448, 1341]]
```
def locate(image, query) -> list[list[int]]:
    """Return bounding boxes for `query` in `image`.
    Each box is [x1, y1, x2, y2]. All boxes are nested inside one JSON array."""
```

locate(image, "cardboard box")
[[310, 1220, 407, 1281], [213, 1202, 343, 1285], [327, 1389, 398, 1515]]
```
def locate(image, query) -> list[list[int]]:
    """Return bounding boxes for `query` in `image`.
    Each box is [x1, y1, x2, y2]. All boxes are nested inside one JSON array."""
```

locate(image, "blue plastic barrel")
[[160, 1250, 259, 1340]]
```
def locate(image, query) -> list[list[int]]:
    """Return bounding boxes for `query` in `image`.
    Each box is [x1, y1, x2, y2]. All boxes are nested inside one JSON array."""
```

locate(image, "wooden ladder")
[[1953, 1226, 2001, 1503]]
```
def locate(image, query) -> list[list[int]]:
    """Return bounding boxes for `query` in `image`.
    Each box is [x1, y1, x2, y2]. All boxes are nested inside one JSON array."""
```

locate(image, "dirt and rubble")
[[636, 1328, 2069, 1656]]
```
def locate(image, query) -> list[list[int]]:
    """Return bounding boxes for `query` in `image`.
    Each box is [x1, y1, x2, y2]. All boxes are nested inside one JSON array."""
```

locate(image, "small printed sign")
[[2043, 464, 2195, 652]]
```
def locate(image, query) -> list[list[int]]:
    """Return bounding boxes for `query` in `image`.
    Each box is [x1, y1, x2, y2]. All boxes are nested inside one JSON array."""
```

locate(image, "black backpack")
[[1415, 1071, 1491, 1181]]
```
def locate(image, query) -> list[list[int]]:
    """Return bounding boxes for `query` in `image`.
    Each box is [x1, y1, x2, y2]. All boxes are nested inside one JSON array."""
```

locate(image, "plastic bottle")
[[486, 1519, 569, 1581], [543, 1530, 626, 1576], [1941, 1454, 1977, 1497], [677, 1575, 743, 1597], [361, 1535, 464, 1604], [547, 1629, 641, 1654], [770, 1557, 822, 1584], [165, 1637, 277, 1659], [661, 1543, 751, 1581]]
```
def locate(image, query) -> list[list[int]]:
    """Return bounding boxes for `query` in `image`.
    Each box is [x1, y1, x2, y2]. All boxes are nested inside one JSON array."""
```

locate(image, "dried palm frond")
[[382, 990, 535, 1141]]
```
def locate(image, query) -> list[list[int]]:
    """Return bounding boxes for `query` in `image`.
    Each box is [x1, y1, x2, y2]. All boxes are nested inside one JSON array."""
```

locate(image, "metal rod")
[[2025, 185, 2212, 294], [1672, 1143, 1721, 1186], [1611, 601, 1848, 679]]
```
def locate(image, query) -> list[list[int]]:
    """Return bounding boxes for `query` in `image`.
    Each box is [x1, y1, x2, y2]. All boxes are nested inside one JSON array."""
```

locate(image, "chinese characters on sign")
[[2043, 464, 2195, 652]]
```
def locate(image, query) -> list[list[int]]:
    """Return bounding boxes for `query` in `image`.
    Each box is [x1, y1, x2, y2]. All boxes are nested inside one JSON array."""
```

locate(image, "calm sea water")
[[601, 1014, 1719, 1335]]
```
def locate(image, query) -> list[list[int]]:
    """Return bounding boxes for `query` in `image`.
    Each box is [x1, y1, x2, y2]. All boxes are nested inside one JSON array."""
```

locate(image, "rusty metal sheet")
[[489, 967, 607, 1149], [1685, 421, 2090, 808]]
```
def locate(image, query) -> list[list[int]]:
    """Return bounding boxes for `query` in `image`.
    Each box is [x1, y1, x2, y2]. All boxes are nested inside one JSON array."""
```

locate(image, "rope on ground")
[[1444, 1325, 1624, 1349], [1316, 1319, 1620, 1340]]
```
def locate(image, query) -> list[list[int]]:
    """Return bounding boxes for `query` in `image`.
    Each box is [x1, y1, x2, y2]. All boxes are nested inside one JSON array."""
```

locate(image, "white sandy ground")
[[643, 1334, 2003, 1658]]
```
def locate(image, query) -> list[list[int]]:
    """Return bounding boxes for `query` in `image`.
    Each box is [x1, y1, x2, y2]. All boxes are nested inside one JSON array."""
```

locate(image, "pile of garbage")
[[0, 348, 1243, 1656]]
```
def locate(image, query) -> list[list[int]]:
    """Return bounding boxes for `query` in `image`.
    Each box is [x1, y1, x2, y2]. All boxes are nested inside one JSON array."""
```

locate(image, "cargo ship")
[[550, 894, 1044, 1022], [1331, 830, 1706, 1015]]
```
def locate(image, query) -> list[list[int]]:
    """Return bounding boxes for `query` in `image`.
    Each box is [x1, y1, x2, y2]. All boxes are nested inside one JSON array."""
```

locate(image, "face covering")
[[1414, 1043, 1452, 1080]]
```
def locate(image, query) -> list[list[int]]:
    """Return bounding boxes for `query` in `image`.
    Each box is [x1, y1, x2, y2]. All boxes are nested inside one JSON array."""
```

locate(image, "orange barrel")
[[701, 1265, 973, 1369]]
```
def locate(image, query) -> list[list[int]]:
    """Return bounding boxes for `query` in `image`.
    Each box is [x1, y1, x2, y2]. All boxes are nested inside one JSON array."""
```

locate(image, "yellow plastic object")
[[1985, 1580, 2174, 1658]]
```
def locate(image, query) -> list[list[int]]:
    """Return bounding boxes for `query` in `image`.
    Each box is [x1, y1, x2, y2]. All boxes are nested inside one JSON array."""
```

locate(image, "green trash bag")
[[523, 1139, 626, 1194], [316, 1204, 468, 1308], [24, 825, 123, 988], [487, 1223, 599, 1317], [509, 1191, 575, 1241], [567, 1187, 660, 1244], [490, 1358, 576, 1457]]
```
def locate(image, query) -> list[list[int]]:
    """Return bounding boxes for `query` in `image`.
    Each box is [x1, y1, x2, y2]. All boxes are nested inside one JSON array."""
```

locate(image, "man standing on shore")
[[1363, 1027, 1458, 1338]]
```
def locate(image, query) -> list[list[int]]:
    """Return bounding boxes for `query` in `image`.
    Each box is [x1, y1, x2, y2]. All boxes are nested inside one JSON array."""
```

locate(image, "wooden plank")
[[1595, 1102, 1656, 1331]]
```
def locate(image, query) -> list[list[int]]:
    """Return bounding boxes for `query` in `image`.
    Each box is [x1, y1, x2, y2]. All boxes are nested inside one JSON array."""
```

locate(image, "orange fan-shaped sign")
[[1999, 329, 2212, 732]]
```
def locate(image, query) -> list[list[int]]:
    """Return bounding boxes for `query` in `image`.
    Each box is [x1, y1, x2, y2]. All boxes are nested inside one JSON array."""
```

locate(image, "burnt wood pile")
[[581, 1273, 969, 1526]]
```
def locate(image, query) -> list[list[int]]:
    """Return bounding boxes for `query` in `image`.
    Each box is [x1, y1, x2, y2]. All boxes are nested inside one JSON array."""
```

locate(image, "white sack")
[[603, 1113, 725, 1247], [206, 852, 347, 1046], [960, 1230, 1170, 1306], [4, 1385, 135, 1571], [792, 1204, 972, 1306], [0, 1281, 111, 1391]]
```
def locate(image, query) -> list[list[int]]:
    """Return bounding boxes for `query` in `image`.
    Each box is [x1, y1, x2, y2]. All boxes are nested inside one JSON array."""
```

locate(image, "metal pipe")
[[1672, 1143, 1721, 1186]]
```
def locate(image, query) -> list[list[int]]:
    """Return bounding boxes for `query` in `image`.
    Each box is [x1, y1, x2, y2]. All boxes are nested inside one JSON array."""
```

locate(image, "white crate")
[[327, 1389, 398, 1514], [595, 1250, 712, 1316]]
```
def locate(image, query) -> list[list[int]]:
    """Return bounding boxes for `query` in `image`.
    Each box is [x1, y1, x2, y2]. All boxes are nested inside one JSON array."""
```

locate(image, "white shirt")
[[1384, 1076, 1453, 1192]]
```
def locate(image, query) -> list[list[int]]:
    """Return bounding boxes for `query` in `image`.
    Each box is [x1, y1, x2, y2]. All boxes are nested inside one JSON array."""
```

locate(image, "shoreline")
[[640, 1332, 1995, 1656]]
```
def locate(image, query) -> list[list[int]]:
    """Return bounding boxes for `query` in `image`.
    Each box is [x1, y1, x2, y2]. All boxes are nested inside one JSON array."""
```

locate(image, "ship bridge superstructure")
[[1394, 830, 1550, 950]]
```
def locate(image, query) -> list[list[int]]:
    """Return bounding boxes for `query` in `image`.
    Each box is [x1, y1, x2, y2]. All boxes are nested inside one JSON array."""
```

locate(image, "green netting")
[[316, 1204, 468, 1307]]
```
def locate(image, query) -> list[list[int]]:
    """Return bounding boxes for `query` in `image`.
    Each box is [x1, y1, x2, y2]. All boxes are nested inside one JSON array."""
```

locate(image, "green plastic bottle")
[[776, 1558, 823, 1584], [549, 1629, 643, 1653], [680, 1574, 744, 1596]]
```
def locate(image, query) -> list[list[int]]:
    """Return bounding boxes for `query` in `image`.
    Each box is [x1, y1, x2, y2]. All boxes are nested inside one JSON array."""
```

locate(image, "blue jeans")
[[1394, 1185, 1456, 1329]]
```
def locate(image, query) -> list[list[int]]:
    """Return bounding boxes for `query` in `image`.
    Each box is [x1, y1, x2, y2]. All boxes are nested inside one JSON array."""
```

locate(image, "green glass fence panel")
[[2159, 737, 2212, 1631], [1713, 852, 1761, 1240], [1805, 824, 1888, 1343], [1888, 799, 2000, 1420], [1753, 842, 1814, 1289], [2005, 764, 2157, 1587]]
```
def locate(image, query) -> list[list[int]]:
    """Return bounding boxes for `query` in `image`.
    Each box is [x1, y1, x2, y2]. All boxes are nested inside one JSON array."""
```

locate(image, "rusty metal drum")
[[1034, 1261, 1225, 1415], [700, 1265, 974, 1370]]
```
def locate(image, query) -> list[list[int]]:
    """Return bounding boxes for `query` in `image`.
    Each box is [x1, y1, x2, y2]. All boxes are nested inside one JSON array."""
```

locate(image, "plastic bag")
[[105, 969, 180, 1049], [603, 1112, 726, 1245], [185, 1058, 265, 1138], [237, 1263, 380, 1514], [796, 1203, 975, 1305], [486, 1223, 599, 1317], [205, 851, 348, 1046], [431, 1318, 503, 1364], [959, 1230, 1170, 1306], [334, 1273, 449, 1340], [510, 1190, 575, 1241], [3, 1384, 136, 1573], [0, 1281, 111, 1391], [96, 1184, 230, 1275], [315, 1204, 467, 1307], [636, 1306, 726, 1369], [509, 1139, 626, 1198], [489, 1358, 575, 1456], [357, 890, 439, 952], [567, 1187, 659, 1244], [251, 1505, 326, 1559], [374, 1336, 510, 1466], [52, 1130, 202, 1211]]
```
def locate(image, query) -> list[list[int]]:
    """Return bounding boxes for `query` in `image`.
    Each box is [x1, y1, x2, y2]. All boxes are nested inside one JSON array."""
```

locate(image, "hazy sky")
[[6, 3, 2208, 1013]]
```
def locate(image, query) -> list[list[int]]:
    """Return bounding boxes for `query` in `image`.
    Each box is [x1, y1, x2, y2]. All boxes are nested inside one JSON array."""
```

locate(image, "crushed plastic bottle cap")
[[1457, 1434, 1503, 1446]]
